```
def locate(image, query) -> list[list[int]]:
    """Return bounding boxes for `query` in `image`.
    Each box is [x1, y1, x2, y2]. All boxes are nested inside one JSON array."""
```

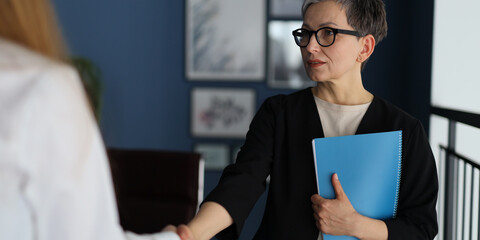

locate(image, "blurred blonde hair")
[[0, 0, 69, 62]]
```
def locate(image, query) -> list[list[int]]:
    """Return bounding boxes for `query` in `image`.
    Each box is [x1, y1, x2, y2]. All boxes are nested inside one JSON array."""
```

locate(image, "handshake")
[[149, 224, 194, 240]]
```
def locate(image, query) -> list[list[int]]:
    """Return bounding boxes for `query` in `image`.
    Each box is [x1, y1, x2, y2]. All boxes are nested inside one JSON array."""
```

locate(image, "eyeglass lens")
[[294, 28, 335, 47]]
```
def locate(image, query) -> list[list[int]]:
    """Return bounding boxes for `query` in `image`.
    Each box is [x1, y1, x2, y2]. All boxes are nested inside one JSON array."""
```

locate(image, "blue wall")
[[53, 0, 433, 239]]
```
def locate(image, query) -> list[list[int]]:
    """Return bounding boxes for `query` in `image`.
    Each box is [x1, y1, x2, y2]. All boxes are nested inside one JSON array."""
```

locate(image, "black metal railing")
[[431, 106, 480, 240]]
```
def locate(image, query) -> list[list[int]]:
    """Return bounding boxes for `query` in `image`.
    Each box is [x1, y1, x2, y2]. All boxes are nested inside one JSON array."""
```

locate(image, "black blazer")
[[204, 88, 438, 240]]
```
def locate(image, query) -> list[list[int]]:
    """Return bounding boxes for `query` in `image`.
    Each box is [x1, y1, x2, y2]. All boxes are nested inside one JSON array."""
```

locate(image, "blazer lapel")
[[305, 88, 325, 139], [355, 96, 383, 135]]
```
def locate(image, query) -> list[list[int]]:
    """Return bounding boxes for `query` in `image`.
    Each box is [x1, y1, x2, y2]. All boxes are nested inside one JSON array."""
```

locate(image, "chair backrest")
[[107, 148, 203, 234]]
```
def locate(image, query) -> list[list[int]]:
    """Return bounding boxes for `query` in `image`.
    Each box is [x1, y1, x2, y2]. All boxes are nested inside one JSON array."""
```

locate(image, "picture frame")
[[268, 20, 315, 89], [194, 143, 230, 170], [191, 88, 256, 138], [231, 144, 243, 163], [185, 0, 266, 81], [270, 0, 305, 19]]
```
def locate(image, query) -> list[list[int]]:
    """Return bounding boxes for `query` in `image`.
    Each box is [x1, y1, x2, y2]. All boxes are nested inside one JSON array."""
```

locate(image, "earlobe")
[[357, 55, 364, 62], [357, 34, 375, 63]]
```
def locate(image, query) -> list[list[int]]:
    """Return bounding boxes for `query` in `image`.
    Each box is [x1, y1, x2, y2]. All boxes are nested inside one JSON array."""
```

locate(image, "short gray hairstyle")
[[302, 0, 387, 69], [302, 0, 388, 45]]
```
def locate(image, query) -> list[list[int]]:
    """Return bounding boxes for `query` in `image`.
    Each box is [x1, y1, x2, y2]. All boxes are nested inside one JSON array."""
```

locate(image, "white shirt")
[[314, 95, 371, 138], [314, 96, 371, 240], [0, 38, 179, 240]]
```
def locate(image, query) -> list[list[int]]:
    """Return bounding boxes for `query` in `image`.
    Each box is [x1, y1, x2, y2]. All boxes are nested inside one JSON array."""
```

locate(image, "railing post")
[[444, 120, 457, 240]]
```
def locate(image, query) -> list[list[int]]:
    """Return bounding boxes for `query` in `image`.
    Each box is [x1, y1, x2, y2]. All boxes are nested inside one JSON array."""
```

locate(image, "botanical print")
[[191, 88, 255, 138], [270, 0, 304, 18], [194, 144, 230, 170], [199, 97, 247, 129], [268, 20, 314, 89], [186, 0, 265, 80]]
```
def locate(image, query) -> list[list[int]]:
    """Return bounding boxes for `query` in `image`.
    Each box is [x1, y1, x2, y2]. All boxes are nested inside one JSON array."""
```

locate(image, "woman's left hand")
[[311, 173, 361, 236]]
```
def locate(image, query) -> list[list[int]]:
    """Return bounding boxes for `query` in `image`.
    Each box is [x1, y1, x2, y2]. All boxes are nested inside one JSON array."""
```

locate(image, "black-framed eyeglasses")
[[292, 27, 363, 48]]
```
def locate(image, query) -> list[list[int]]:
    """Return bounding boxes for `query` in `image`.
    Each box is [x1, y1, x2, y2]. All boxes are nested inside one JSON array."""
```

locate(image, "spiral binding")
[[393, 131, 402, 218]]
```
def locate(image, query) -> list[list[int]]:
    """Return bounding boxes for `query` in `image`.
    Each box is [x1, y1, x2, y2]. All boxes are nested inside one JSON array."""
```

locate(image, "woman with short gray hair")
[[177, 1, 438, 239]]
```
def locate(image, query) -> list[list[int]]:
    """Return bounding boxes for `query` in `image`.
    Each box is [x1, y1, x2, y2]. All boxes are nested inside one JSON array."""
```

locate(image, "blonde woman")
[[0, 1, 179, 239]]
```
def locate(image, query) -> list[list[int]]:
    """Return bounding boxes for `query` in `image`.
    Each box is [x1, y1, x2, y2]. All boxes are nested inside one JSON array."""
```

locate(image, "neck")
[[311, 72, 373, 105]]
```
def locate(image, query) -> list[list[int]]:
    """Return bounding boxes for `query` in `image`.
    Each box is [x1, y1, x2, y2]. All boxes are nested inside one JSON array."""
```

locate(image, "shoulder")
[[261, 88, 313, 111], [0, 37, 63, 71], [0, 38, 84, 115], [369, 96, 424, 142], [0, 39, 98, 174], [372, 96, 420, 127], [0, 38, 92, 145]]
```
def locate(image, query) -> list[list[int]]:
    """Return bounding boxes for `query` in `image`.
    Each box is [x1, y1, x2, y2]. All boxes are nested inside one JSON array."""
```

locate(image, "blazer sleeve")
[[384, 121, 438, 239], [202, 96, 280, 239]]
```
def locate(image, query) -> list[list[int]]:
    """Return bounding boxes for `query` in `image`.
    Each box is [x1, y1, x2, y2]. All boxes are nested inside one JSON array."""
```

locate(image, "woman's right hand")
[[177, 224, 195, 240]]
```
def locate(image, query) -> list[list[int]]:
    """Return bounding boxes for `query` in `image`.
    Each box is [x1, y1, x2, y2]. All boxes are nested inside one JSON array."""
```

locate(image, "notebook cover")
[[312, 131, 402, 240]]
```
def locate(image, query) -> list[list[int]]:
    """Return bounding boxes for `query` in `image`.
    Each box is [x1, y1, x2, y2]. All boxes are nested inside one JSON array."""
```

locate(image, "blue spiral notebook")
[[312, 131, 402, 240]]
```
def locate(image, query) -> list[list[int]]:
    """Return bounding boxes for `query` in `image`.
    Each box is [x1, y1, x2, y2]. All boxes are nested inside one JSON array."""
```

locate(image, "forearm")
[[352, 214, 388, 240], [187, 201, 233, 240]]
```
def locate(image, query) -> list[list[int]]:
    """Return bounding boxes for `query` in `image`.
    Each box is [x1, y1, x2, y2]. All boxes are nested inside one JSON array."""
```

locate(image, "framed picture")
[[191, 88, 256, 138], [270, 0, 305, 19], [185, 0, 266, 80], [268, 20, 315, 89], [231, 144, 243, 162], [194, 143, 230, 170]]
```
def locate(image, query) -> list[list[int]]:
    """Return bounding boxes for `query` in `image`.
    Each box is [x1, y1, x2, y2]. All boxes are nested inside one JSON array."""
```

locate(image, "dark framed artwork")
[[270, 0, 305, 19], [231, 144, 243, 163], [185, 0, 266, 80], [191, 88, 256, 138], [194, 143, 230, 170], [268, 20, 315, 89]]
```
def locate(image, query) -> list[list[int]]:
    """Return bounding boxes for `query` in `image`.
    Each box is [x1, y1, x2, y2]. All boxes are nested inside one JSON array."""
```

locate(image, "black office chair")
[[107, 148, 204, 234]]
